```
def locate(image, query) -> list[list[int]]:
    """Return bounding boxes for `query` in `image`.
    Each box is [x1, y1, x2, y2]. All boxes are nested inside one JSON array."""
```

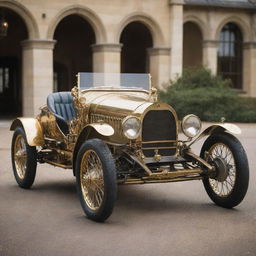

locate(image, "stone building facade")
[[0, 0, 255, 116]]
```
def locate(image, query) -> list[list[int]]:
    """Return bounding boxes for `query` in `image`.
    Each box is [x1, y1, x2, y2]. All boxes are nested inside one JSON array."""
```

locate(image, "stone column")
[[243, 42, 256, 96], [169, 0, 184, 80], [92, 44, 122, 73], [148, 47, 171, 90], [203, 40, 218, 75], [21, 40, 56, 116]]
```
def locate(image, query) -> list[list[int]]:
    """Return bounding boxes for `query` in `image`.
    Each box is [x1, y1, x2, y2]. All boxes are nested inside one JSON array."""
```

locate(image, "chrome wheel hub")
[[213, 157, 229, 182]]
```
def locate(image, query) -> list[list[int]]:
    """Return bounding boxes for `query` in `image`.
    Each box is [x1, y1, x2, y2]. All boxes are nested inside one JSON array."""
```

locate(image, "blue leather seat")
[[47, 92, 76, 135]]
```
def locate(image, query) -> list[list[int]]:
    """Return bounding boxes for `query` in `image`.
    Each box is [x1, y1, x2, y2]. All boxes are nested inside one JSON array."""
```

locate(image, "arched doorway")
[[120, 21, 153, 73], [0, 7, 28, 117], [53, 14, 96, 91], [218, 23, 243, 89], [183, 21, 203, 69]]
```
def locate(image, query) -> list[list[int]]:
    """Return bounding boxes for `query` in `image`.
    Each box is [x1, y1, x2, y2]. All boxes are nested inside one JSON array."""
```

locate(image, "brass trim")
[[142, 146, 177, 150], [147, 168, 202, 179], [144, 155, 185, 164], [142, 140, 176, 144], [143, 177, 202, 184], [119, 176, 202, 185]]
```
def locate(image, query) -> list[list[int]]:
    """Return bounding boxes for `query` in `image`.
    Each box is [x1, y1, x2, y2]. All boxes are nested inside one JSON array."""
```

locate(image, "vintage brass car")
[[10, 73, 249, 222]]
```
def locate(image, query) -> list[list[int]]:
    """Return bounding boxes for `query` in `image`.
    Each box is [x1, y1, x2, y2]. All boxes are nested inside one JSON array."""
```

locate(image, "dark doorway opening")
[[183, 22, 203, 69], [0, 7, 28, 117], [53, 15, 96, 91], [0, 57, 19, 116], [120, 22, 153, 73]]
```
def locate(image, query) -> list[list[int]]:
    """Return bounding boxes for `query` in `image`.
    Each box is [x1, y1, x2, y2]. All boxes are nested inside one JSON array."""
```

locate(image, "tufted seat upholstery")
[[47, 92, 76, 135]]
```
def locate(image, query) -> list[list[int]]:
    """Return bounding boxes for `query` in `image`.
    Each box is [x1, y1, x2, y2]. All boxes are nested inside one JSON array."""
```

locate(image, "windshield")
[[78, 73, 151, 91]]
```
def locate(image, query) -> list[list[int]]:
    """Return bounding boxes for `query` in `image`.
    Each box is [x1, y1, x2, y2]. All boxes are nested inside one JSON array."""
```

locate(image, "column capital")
[[169, 0, 184, 5], [203, 40, 219, 48], [21, 40, 56, 50], [243, 41, 256, 49], [91, 43, 123, 53], [147, 47, 171, 56]]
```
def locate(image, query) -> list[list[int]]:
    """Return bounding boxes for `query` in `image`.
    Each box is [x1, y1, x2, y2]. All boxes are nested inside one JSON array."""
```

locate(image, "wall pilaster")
[[243, 42, 256, 96], [202, 40, 218, 75], [92, 43, 122, 73], [148, 47, 171, 90], [21, 40, 56, 116], [169, 0, 184, 80]]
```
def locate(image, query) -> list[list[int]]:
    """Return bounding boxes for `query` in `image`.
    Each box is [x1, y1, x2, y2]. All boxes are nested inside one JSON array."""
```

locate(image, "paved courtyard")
[[0, 121, 255, 256]]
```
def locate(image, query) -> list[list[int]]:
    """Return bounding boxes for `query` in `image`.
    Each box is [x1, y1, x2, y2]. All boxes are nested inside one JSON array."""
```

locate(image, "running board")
[[119, 168, 203, 185]]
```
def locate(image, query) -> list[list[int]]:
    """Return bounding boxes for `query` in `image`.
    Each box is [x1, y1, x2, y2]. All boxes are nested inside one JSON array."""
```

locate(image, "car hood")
[[82, 90, 153, 117]]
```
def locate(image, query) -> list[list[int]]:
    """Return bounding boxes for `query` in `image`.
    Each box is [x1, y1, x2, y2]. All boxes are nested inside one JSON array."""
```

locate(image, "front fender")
[[72, 123, 114, 175], [87, 123, 114, 137], [10, 118, 44, 146], [189, 123, 241, 147]]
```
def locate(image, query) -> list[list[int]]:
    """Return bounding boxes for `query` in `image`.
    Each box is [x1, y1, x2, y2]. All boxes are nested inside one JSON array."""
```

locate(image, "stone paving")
[[0, 121, 255, 256]]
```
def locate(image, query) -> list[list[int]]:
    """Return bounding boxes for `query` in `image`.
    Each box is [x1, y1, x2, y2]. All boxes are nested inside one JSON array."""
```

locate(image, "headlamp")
[[181, 114, 201, 138], [122, 116, 141, 140]]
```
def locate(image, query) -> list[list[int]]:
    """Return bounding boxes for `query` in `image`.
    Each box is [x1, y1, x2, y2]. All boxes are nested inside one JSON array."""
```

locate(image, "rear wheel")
[[200, 132, 249, 208], [11, 127, 37, 189], [75, 139, 117, 222]]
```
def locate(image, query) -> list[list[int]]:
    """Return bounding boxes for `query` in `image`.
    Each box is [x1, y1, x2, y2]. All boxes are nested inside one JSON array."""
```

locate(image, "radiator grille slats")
[[142, 110, 177, 157]]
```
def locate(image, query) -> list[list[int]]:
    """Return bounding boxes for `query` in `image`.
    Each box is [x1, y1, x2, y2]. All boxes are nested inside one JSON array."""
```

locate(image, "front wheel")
[[200, 132, 249, 208], [75, 139, 117, 222]]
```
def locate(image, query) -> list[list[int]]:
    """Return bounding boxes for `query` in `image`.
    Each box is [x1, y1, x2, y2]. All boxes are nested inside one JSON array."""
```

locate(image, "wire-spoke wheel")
[[201, 132, 249, 208], [80, 150, 104, 211], [11, 127, 37, 189], [208, 143, 236, 197], [14, 134, 27, 179], [76, 139, 117, 222]]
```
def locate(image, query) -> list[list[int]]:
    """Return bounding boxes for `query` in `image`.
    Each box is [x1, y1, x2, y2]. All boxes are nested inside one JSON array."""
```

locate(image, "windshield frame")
[[77, 72, 151, 92]]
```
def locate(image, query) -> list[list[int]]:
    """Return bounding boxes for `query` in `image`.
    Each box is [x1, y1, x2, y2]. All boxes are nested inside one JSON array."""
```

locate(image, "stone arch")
[[183, 15, 208, 39], [215, 16, 250, 42], [47, 5, 107, 43], [116, 12, 165, 46], [0, 0, 39, 38]]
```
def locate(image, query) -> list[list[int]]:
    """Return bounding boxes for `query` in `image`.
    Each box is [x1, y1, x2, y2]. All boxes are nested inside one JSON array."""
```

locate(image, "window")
[[218, 23, 243, 89], [0, 67, 9, 93]]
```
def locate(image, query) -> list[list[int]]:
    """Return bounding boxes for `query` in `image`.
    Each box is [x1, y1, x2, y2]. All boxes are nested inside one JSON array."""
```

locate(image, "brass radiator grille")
[[142, 110, 177, 157]]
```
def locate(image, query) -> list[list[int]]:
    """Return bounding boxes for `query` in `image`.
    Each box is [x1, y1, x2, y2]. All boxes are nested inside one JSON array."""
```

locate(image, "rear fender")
[[189, 123, 241, 147], [10, 118, 44, 146]]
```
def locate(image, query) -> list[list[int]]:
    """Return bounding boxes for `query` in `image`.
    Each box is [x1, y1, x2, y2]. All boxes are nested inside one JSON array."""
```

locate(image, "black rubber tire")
[[75, 139, 117, 222], [200, 132, 249, 208], [11, 127, 37, 189]]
